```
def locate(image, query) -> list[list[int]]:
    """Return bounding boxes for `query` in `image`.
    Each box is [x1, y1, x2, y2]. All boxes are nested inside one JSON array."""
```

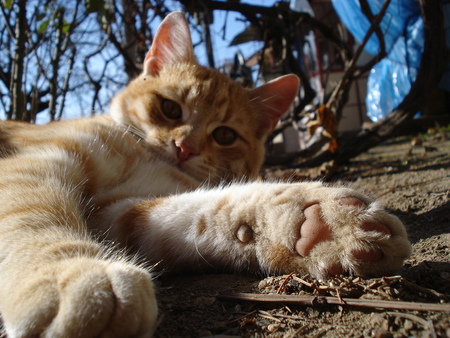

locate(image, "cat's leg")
[[97, 182, 411, 279], [0, 156, 157, 337]]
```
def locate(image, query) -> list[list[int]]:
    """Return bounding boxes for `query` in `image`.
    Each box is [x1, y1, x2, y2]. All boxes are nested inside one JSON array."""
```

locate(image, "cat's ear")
[[249, 75, 300, 135], [144, 12, 195, 76]]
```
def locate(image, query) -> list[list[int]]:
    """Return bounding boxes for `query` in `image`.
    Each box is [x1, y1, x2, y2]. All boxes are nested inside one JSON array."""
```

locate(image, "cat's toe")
[[350, 221, 391, 262], [339, 196, 391, 264], [100, 262, 158, 337], [295, 194, 410, 278]]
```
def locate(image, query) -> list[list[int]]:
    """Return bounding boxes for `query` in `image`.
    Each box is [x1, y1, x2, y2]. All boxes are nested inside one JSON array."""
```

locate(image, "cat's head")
[[111, 12, 299, 184]]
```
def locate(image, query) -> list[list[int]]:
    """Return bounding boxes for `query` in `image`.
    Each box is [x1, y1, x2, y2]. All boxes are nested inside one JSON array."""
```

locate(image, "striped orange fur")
[[0, 12, 410, 337]]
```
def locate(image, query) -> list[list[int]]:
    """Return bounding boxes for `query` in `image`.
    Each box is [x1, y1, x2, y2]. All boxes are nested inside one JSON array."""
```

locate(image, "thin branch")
[[326, 0, 391, 109], [0, 0, 15, 39], [104, 20, 140, 80], [359, 0, 386, 56], [217, 292, 450, 312], [10, 0, 27, 120], [56, 46, 76, 120], [48, 9, 66, 121]]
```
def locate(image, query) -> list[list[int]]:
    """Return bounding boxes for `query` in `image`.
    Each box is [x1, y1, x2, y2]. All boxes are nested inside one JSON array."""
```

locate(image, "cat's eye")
[[212, 126, 237, 146], [161, 99, 182, 119]]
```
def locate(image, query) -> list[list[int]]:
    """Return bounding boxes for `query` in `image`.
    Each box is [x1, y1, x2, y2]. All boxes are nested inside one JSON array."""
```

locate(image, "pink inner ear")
[[143, 12, 195, 76], [250, 75, 300, 134], [144, 56, 161, 76]]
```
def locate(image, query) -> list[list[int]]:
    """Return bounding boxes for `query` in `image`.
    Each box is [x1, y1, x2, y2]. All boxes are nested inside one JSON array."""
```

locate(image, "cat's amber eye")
[[161, 99, 182, 119], [212, 126, 237, 146]]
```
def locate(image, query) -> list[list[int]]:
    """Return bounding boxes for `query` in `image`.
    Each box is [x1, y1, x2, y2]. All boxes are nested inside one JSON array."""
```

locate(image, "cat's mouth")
[[120, 124, 212, 184], [146, 143, 209, 183]]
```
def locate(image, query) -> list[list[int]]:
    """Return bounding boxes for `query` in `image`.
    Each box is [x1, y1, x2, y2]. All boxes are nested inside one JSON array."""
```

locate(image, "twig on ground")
[[289, 324, 309, 337], [277, 272, 294, 294], [217, 293, 450, 312], [258, 310, 283, 322], [226, 310, 257, 324], [400, 278, 449, 302], [292, 275, 313, 288], [385, 311, 430, 329]]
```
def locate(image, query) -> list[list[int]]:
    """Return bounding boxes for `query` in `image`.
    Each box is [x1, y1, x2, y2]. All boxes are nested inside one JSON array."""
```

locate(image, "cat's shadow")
[[391, 201, 450, 243], [336, 153, 450, 181], [400, 260, 450, 296]]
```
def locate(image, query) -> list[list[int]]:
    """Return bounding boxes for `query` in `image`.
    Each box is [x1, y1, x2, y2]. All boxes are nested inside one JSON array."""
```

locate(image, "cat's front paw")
[[254, 184, 411, 279], [3, 258, 157, 337]]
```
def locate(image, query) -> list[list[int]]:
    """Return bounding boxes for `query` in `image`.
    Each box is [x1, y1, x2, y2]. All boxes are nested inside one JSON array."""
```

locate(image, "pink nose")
[[175, 141, 198, 163]]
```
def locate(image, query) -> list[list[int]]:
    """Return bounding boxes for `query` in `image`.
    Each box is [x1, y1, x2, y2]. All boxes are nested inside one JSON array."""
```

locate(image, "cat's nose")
[[174, 140, 198, 163]]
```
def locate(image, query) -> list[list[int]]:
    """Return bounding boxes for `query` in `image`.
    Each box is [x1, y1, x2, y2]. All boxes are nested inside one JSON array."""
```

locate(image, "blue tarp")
[[332, 0, 424, 122]]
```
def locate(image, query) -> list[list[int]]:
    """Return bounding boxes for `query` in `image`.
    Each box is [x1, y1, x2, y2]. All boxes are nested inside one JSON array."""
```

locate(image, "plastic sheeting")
[[332, 0, 424, 121]]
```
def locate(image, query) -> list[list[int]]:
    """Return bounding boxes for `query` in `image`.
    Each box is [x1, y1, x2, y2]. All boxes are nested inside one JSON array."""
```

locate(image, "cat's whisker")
[[249, 93, 290, 115], [121, 124, 147, 142], [193, 238, 215, 269]]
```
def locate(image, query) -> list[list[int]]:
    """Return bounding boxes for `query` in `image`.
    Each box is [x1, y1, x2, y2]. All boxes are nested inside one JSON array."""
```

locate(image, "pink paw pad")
[[295, 204, 332, 257], [295, 197, 392, 275]]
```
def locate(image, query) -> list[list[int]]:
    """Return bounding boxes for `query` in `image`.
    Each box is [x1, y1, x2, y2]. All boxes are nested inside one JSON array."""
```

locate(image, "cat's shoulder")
[[0, 115, 113, 135], [0, 116, 121, 156]]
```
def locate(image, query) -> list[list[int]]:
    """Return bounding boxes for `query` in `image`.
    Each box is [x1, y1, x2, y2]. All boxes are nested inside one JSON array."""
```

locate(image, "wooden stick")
[[217, 293, 450, 313]]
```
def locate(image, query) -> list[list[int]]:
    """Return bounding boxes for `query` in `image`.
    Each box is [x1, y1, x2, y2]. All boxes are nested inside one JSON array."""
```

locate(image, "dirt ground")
[[154, 127, 450, 337]]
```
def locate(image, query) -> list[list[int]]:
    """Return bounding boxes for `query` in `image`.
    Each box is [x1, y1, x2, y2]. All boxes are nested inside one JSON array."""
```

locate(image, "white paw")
[[252, 184, 412, 279], [3, 258, 157, 337]]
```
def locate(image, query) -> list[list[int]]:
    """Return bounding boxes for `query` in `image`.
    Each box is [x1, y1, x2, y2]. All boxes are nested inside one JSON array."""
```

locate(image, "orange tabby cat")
[[0, 12, 411, 337]]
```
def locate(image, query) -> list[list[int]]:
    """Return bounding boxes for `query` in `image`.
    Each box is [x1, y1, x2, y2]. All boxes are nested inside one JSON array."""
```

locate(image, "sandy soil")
[[154, 128, 450, 337]]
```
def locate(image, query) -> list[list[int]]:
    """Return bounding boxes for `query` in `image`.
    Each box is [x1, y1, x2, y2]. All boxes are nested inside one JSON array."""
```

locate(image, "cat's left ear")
[[249, 75, 300, 135], [144, 12, 196, 76]]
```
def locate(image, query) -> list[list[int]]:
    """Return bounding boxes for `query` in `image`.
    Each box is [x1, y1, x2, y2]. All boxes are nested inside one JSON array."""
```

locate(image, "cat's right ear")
[[144, 12, 196, 76]]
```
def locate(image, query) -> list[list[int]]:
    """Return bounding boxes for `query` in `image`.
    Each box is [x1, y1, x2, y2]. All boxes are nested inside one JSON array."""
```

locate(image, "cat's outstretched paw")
[[256, 184, 411, 279], [3, 258, 157, 337]]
